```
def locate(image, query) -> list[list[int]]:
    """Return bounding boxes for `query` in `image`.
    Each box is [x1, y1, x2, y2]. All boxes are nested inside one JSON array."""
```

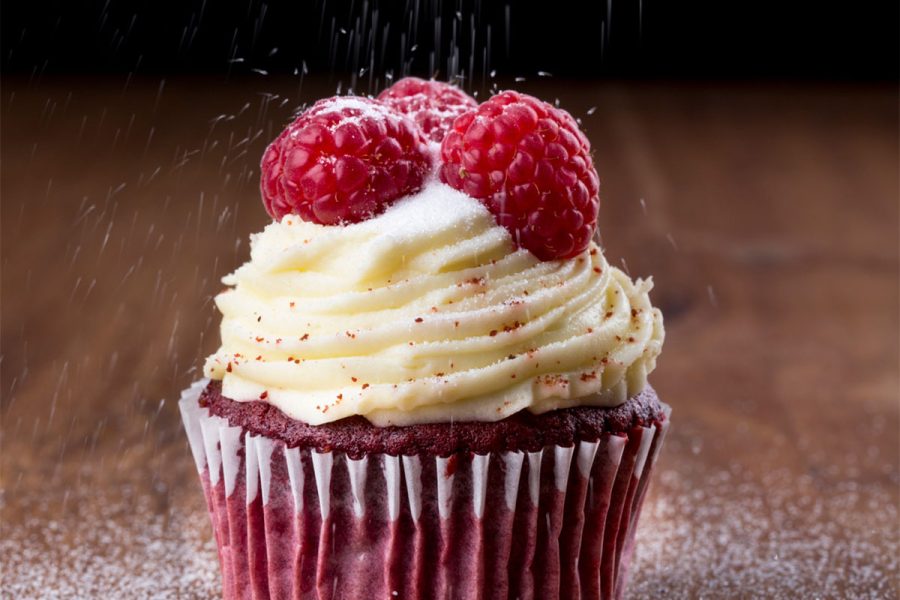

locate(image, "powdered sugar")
[[2, 392, 895, 598], [630, 464, 899, 598], [0, 488, 219, 599], [2, 460, 895, 598], [361, 179, 497, 241], [304, 96, 402, 132]]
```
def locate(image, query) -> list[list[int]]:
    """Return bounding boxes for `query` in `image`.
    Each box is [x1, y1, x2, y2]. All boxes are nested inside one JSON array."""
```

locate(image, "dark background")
[[3, 0, 897, 85]]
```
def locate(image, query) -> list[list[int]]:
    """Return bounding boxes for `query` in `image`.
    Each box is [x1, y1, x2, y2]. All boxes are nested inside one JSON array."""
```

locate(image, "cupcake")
[[180, 79, 668, 600]]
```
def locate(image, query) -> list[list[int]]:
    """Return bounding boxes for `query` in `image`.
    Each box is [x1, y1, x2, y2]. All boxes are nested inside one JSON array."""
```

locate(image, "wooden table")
[[2, 77, 897, 598]]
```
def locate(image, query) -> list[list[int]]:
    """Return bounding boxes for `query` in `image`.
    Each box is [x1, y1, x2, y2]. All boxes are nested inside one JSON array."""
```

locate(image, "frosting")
[[204, 181, 664, 426]]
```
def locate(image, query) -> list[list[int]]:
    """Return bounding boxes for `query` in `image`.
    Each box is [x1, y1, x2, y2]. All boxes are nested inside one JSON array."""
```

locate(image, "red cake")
[[181, 77, 668, 599], [200, 379, 666, 457]]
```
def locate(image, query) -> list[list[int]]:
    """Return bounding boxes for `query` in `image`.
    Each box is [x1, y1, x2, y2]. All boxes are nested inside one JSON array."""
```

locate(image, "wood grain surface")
[[2, 78, 897, 598]]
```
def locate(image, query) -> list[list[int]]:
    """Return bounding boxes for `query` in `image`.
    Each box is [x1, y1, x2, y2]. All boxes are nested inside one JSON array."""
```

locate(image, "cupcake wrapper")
[[180, 380, 670, 600]]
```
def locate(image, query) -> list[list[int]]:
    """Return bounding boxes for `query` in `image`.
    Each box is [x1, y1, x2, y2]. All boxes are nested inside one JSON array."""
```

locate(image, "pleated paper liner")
[[179, 380, 670, 600]]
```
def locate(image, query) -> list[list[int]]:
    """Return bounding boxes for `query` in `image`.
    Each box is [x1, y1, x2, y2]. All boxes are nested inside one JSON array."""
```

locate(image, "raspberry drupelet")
[[377, 77, 478, 143], [439, 91, 601, 260], [260, 96, 432, 224]]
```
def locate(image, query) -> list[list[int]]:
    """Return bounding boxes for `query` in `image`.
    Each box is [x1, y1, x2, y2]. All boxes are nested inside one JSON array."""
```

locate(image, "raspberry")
[[377, 77, 478, 143], [439, 91, 600, 260], [260, 96, 432, 224]]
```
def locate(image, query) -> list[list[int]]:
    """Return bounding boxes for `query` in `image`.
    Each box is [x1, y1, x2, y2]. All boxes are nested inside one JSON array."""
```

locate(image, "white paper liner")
[[180, 380, 670, 600]]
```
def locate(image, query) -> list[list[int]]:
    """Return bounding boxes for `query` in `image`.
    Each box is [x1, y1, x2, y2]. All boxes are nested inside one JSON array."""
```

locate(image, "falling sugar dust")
[[4, 1, 898, 599]]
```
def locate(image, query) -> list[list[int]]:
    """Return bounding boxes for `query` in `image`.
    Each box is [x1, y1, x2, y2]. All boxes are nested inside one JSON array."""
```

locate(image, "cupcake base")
[[180, 380, 670, 600]]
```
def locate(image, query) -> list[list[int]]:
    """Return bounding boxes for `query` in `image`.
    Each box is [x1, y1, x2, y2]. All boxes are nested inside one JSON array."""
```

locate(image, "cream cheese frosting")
[[204, 181, 664, 426]]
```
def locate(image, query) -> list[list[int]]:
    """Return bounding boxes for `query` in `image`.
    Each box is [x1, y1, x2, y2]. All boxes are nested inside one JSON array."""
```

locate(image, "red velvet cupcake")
[[181, 80, 668, 599]]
